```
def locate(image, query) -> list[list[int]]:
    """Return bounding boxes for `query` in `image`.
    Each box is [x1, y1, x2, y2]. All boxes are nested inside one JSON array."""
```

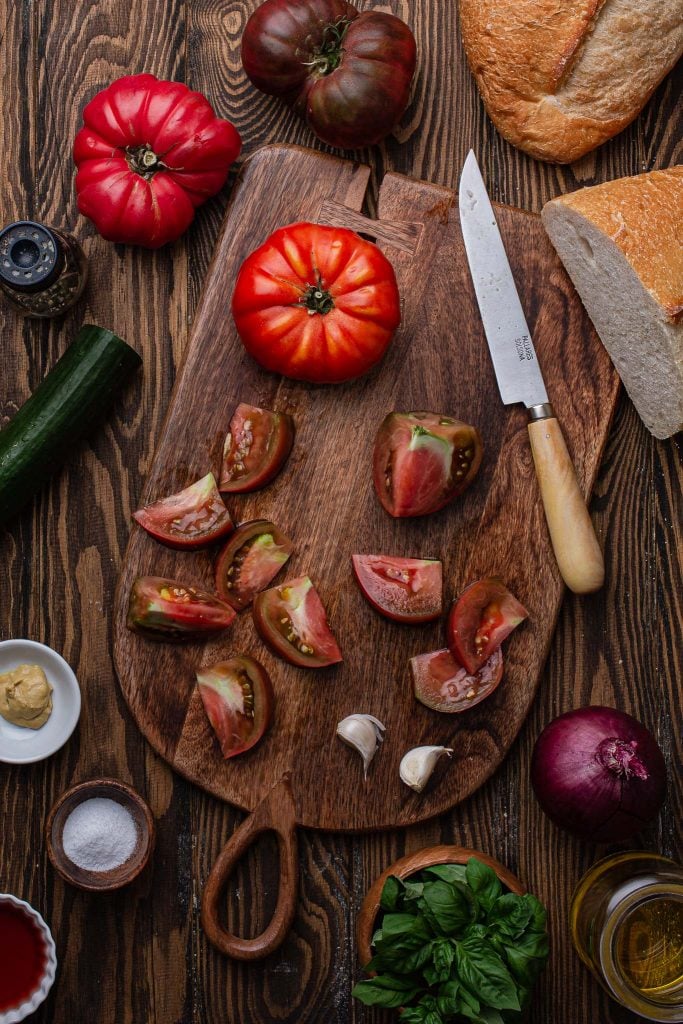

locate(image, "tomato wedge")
[[253, 575, 342, 668], [220, 403, 294, 493], [127, 576, 236, 639], [216, 520, 294, 610], [352, 554, 442, 623], [133, 473, 234, 549], [197, 655, 273, 758], [373, 412, 483, 517], [411, 647, 504, 713], [447, 578, 528, 675]]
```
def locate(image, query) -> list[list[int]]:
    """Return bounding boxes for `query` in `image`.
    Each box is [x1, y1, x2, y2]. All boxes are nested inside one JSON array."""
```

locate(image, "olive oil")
[[571, 852, 683, 1021], [615, 896, 683, 998]]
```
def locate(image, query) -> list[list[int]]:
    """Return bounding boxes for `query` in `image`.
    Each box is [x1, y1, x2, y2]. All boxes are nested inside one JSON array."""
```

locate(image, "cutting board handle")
[[200, 775, 299, 960], [318, 198, 422, 254]]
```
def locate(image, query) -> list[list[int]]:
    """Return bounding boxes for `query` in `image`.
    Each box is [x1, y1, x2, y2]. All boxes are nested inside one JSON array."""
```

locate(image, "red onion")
[[531, 706, 667, 842]]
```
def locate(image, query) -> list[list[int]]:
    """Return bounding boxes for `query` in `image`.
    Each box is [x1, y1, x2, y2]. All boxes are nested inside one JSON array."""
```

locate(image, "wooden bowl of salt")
[[45, 778, 155, 891]]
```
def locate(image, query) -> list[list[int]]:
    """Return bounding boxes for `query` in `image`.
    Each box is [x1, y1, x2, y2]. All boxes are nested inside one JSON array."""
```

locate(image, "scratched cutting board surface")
[[113, 144, 619, 832]]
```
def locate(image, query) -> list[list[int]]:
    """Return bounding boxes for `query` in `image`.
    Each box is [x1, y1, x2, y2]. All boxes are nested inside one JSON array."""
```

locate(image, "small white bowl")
[[0, 893, 57, 1023], [0, 640, 81, 764]]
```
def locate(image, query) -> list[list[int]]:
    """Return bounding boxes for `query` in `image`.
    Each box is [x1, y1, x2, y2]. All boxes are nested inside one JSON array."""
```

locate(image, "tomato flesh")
[[197, 655, 273, 758], [373, 412, 483, 517], [352, 554, 442, 623], [127, 576, 236, 639], [133, 473, 234, 548], [411, 647, 503, 713], [447, 578, 528, 675], [216, 520, 294, 610], [232, 223, 401, 384], [220, 403, 294, 493], [253, 575, 342, 668]]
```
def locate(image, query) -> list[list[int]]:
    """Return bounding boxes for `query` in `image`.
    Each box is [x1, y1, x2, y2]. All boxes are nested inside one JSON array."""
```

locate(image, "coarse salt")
[[62, 797, 138, 872]]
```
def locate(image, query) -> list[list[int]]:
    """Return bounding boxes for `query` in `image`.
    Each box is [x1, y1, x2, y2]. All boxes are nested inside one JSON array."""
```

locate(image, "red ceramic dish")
[[0, 894, 56, 1023]]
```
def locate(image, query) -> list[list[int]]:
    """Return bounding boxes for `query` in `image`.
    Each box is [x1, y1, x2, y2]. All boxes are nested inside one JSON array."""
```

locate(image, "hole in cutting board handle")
[[200, 775, 299, 961], [317, 199, 422, 255]]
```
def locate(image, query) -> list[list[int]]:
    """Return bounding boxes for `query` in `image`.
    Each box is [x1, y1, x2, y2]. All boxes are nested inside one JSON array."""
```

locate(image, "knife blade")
[[458, 150, 604, 594]]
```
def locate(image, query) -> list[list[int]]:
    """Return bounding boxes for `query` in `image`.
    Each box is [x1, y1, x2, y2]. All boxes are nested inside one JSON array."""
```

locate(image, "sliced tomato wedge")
[[127, 576, 236, 639], [373, 412, 483, 518], [219, 403, 294, 493], [411, 647, 503, 713], [197, 655, 274, 758], [447, 578, 528, 675], [133, 473, 234, 549], [216, 520, 294, 610], [253, 575, 342, 668], [352, 554, 442, 623]]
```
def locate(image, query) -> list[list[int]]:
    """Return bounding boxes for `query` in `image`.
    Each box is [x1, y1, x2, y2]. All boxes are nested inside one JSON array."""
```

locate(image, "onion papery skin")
[[530, 706, 667, 842]]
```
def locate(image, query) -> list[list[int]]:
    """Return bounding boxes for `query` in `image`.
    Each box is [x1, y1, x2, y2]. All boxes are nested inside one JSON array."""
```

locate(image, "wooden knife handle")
[[200, 775, 299, 960], [528, 416, 604, 594]]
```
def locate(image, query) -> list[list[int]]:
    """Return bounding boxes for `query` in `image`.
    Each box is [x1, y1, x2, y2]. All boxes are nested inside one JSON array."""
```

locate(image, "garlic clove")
[[336, 714, 386, 778], [399, 745, 453, 793]]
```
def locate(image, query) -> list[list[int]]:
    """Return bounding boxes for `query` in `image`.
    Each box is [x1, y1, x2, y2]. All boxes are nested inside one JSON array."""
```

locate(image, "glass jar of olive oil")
[[571, 852, 683, 1021]]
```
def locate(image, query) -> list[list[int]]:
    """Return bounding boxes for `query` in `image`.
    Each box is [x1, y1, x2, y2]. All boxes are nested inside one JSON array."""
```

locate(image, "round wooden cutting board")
[[113, 145, 618, 832]]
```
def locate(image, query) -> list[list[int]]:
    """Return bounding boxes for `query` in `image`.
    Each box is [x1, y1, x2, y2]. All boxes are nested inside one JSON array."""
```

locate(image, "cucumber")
[[0, 324, 142, 526]]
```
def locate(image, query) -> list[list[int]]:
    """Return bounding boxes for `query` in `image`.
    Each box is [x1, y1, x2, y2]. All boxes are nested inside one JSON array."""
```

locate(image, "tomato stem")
[[299, 281, 335, 316], [303, 17, 351, 76], [126, 144, 165, 179]]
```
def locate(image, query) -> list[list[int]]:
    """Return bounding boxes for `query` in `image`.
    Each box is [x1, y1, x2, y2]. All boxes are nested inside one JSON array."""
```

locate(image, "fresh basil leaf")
[[455, 937, 521, 1012], [420, 880, 476, 935], [464, 923, 488, 941], [460, 1008, 506, 1024], [488, 893, 532, 939], [380, 875, 403, 912], [351, 973, 422, 1008], [404, 880, 426, 902], [432, 936, 457, 980], [504, 932, 550, 987], [400, 1005, 444, 1024], [435, 978, 461, 1015], [522, 893, 548, 932], [380, 912, 432, 941], [423, 864, 468, 884], [466, 858, 503, 912]]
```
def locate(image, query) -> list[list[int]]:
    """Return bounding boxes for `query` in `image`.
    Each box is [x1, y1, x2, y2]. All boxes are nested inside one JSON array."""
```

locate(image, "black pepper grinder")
[[0, 221, 88, 318]]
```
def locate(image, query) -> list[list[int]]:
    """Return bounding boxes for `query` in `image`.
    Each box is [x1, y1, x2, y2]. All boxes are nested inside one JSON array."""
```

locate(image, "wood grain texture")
[[0, 0, 680, 1022], [112, 144, 618, 831]]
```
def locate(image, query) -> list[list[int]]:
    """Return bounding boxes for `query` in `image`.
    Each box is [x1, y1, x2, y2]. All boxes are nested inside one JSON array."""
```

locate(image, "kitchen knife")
[[458, 150, 604, 594]]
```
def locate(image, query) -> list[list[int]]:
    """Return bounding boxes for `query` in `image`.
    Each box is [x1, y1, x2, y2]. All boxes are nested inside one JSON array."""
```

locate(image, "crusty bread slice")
[[459, 0, 683, 164], [541, 167, 683, 439]]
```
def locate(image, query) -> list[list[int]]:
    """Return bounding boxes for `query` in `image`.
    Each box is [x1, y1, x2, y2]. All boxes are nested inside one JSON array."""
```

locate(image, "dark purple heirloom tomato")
[[241, 0, 417, 149]]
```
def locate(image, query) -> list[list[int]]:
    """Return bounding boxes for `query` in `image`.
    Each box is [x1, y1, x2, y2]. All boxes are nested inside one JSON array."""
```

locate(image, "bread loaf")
[[459, 0, 683, 164], [541, 167, 683, 439]]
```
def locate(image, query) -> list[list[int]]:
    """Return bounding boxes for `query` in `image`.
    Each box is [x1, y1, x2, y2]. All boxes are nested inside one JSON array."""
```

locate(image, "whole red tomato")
[[73, 74, 241, 248], [232, 222, 401, 384], [241, 0, 416, 149]]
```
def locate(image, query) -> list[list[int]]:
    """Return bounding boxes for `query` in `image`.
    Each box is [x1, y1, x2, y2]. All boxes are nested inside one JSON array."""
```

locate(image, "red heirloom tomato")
[[373, 412, 483, 517], [447, 578, 528, 675], [197, 656, 274, 759], [133, 473, 234, 549], [220, 404, 294, 493], [232, 223, 401, 384], [253, 575, 342, 667], [73, 74, 241, 248], [352, 555, 442, 623], [127, 576, 236, 639], [411, 647, 503, 714], [241, 0, 417, 149], [215, 520, 294, 610]]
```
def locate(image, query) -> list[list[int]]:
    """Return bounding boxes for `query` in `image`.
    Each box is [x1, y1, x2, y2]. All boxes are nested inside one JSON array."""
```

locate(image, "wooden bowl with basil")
[[355, 845, 549, 1021]]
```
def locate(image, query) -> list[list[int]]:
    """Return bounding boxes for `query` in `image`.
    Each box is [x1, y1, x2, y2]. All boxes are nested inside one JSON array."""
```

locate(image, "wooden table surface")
[[0, 3, 680, 1022]]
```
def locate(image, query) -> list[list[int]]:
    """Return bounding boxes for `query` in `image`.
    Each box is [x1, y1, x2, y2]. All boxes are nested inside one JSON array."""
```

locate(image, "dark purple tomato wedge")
[[447, 577, 528, 675], [373, 412, 483, 518], [352, 554, 442, 623], [219, 403, 294, 493], [127, 576, 236, 639], [133, 473, 234, 549], [411, 647, 504, 713], [253, 575, 342, 668], [215, 519, 294, 610], [197, 655, 274, 758]]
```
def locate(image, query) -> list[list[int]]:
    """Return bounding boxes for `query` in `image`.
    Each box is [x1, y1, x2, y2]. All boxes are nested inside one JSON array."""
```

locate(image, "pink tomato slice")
[[197, 655, 273, 758], [411, 647, 504, 713], [253, 575, 342, 668], [133, 473, 234, 549], [447, 577, 528, 675], [352, 554, 442, 623]]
